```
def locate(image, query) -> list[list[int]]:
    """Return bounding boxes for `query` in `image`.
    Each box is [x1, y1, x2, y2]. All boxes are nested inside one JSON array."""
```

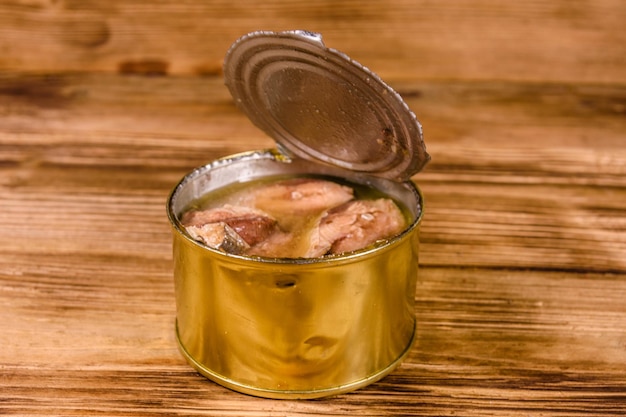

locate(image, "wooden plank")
[[0, 1, 624, 83], [2, 266, 625, 415], [0, 15, 625, 411], [1, 73, 624, 273], [1, 73, 624, 151]]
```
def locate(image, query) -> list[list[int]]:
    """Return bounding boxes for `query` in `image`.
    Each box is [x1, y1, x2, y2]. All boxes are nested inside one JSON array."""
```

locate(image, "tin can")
[[167, 31, 430, 399]]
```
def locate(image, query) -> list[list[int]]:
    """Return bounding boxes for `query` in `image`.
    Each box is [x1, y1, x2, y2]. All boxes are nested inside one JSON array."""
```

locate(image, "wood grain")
[[1, 1, 626, 415], [0, 1, 625, 83]]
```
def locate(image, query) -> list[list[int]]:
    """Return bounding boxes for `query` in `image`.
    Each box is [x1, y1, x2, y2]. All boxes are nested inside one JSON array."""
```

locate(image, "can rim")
[[166, 149, 424, 265]]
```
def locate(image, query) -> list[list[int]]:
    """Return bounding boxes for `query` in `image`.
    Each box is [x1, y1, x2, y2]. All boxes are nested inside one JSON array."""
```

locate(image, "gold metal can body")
[[167, 150, 423, 399]]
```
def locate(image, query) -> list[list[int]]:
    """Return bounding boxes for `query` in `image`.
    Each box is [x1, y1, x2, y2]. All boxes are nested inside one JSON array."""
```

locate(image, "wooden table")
[[1, 1, 625, 415]]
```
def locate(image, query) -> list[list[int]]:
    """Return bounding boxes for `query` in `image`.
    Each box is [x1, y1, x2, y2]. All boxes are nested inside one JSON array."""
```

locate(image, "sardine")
[[305, 199, 406, 257], [252, 178, 354, 219], [185, 222, 250, 254], [181, 204, 278, 251]]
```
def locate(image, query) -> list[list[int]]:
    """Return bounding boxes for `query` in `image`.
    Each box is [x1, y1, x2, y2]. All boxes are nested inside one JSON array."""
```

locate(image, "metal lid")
[[223, 30, 430, 181]]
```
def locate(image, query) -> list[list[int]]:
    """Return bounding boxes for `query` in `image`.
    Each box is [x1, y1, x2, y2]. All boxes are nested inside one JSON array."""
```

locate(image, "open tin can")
[[167, 30, 430, 399]]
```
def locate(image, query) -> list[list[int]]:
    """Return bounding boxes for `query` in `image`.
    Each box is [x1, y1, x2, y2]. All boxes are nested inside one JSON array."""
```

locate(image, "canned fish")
[[167, 30, 429, 399]]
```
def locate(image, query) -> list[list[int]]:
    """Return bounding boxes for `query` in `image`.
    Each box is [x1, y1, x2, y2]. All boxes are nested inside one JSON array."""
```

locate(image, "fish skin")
[[181, 204, 278, 247], [252, 178, 354, 218], [305, 199, 406, 257], [185, 222, 250, 254]]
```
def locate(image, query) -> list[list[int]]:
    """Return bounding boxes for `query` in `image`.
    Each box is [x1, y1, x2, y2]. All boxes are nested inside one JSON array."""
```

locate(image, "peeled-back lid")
[[223, 30, 430, 182]]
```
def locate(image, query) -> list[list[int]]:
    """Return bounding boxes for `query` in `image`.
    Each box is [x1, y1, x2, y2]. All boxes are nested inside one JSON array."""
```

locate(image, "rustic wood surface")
[[1, 1, 625, 415]]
